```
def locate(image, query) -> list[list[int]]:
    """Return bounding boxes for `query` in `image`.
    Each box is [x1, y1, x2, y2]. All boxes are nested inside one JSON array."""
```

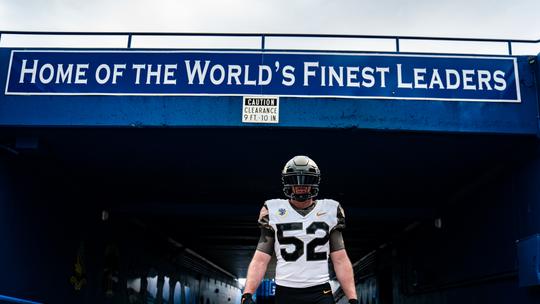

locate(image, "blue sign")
[[5, 50, 520, 102]]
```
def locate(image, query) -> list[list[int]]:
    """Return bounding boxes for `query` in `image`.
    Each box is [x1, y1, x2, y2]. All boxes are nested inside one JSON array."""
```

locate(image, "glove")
[[241, 293, 255, 304], [348, 299, 359, 304]]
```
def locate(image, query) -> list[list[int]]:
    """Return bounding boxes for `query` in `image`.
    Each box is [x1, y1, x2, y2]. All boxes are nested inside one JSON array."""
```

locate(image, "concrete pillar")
[[156, 274, 164, 304]]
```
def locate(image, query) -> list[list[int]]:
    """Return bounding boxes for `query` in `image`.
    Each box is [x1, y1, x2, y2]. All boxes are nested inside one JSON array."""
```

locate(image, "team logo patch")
[[278, 208, 287, 216]]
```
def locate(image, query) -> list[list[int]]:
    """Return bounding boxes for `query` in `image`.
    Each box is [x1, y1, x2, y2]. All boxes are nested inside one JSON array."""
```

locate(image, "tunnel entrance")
[[1, 127, 538, 303]]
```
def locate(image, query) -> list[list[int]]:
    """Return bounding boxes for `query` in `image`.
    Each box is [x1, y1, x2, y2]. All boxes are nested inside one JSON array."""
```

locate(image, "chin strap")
[[291, 193, 311, 202], [283, 186, 319, 201]]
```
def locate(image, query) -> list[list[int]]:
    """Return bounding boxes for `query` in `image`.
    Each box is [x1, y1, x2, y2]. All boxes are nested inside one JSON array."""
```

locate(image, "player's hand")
[[241, 293, 255, 304], [348, 299, 359, 304]]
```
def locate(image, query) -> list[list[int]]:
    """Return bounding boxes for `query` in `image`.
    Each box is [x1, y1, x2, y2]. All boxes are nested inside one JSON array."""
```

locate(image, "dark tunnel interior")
[[0, 127, 538, 303]]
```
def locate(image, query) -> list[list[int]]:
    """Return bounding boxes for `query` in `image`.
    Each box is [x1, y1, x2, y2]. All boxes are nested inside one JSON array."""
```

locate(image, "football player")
[[241, 155, 358, 304]]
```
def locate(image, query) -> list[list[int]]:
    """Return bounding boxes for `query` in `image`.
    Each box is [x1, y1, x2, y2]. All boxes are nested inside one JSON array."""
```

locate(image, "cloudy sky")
[[1, 0, 539, 39]]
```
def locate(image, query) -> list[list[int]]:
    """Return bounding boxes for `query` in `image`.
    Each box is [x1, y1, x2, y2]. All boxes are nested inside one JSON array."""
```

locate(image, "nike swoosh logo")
[[323, 289, 332, 294], [316, 212, 327, 216]]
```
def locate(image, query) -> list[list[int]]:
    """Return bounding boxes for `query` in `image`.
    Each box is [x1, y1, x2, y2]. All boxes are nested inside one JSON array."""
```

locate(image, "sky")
[[1, 0, 539, 39], [0, 0, 539, 54]]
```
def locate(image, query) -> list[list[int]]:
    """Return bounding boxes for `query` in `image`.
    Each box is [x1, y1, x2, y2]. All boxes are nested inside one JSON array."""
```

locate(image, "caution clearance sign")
[[242, 97, 279, 124], [5, 50, 520, 103]]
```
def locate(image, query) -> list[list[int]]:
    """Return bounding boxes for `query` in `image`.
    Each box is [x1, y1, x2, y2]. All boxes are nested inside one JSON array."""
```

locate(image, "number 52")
[[276, 222, 330, 262]]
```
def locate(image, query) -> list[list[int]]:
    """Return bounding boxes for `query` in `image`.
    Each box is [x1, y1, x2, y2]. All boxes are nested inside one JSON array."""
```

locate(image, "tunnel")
[[1, 33, 540, 304], [2, 127, 540, 304]]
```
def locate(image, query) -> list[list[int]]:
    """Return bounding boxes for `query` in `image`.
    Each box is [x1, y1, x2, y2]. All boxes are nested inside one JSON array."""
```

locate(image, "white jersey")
[[265, 199, 341, 288]]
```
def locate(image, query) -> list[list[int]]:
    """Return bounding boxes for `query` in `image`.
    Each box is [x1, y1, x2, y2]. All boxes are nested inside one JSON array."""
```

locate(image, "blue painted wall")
[[0, 49, 538, 135]]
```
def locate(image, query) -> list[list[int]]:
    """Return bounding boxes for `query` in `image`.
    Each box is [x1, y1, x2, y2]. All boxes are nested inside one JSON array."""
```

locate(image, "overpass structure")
[[0, 32, 540, 304]]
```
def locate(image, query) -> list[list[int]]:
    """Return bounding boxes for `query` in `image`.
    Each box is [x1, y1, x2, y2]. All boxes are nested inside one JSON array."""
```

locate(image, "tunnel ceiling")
[[1, 127, 537, 278]]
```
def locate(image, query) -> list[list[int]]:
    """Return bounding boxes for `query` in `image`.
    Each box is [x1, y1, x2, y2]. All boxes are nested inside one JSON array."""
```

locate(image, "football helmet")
[[282, 155, 321, 202]]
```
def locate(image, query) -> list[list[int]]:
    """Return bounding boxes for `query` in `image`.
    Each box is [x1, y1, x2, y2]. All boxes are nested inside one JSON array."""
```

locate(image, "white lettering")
[[19, 59, 38, 84], [361, 67, 375, 88], [75, 64, 89, 84], [413, 68, 427, 89], [38, 63, 54, 84], [146, 64, 161, 84], [185, 60, 210, 85], [446, 69, 460, 89], [397, 64, 412, 89], [429, 69, 444, 89], [282, 65, 295, 86], [462, 69, 476, 90], [132, 64, 145, 85], [346, 67, 360, 87], [259, 65, 272, 86], [329, 66, 343, 87], [55, 64, 73, 84], [493, 70, 507, 91], [376, 67, 389, 88], [227, 65, 242, 85], [477, 70, 492, 90], [210, 64, 225, 85], [304, 62, 319, 86], [243, 65, 256, 86], [95, 64, 111, 85], [112, 64, 127, 85]]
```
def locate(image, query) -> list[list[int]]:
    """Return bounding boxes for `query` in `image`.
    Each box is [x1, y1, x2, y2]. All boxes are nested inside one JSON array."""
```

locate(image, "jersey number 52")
[[276, 222, 330, 262]]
